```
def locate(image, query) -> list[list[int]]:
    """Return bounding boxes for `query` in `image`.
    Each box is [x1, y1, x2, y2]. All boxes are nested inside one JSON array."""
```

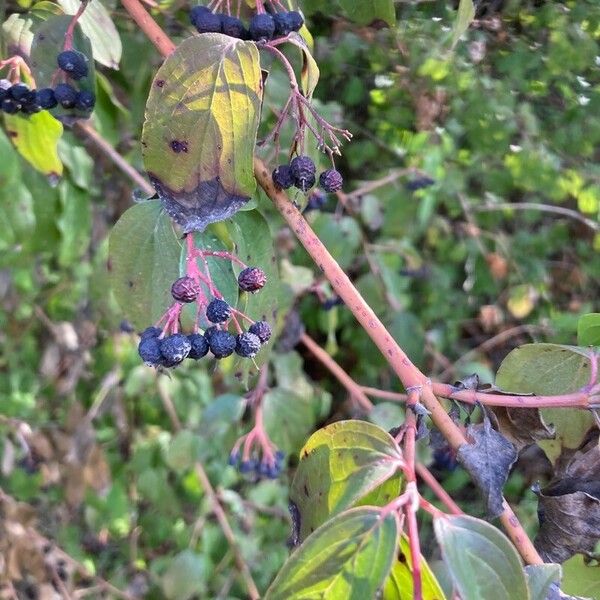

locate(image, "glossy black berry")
[[221, 15, 246, 39], [249, 13, 275, 41], [206, 298, 231, 323], [159, 333, 191, 367], [192, 9, 222, 33], [36, 88, 57, 109], [141, 326, 161, 339], [138, 336, 163, 366], [54, 83, 78, 108], [319, 168, 343, 193], [235, 332, 262, 358], [20, 99, 42, 115], [272, 164, 294, 189], [75, 90, 95, 111], [288, 11, 304, 31], [290, 155, 316, 192], [57, 50, 89, 80], [171, 276, 200, 303], [1, 98, 20, 114], [273, 13, 294, 37], [238, 267, 267, 293], [208, 329, 236, 358], [187, 333, 209, 359], [248, 320, 272, 343]]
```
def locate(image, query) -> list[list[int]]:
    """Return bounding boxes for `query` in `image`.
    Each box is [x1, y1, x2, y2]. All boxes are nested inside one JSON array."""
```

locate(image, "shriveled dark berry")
[[159, 333, 191, 367], [187, 333, 209, 359], [9, 83, 32, 101], [273, 12, 294, 37], [141, 326, 161, 339], [290, 155, 316, 192], [192, 9, 222, 33], [1, 98, 20, 114], [57, 50, 89, 80], [208, 329, 236, 358], [221, 15, 246, 39], [319, 168, 343, 192], [288, 11, 304, 31], [54, 83, 78, 108], [75, 90, 95, 111], [36, 88, 57, 109], [237, 267, 267, 293], [235, 332, 262, 358], [171, 276, 200, 303], [304, 189, 327, 212], [248, 320, 272, 343], [206, 298, 231, 323], [138, 336, 163, 366], [249, 13, 275, 41], [272, 164, 294, 189]]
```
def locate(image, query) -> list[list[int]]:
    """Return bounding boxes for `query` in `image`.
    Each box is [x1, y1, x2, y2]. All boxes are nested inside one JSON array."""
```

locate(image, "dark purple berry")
[[405, 177, 435, 192], [275, 450, 285, 463], [57, 50, 89, 80], [290, 155, 316, 192], [273, 12, 294, 37], [1, 98, 20, 114], [249, 13, 275, 41], [203, 326, 219, 342], [54, 83, 78, 108], [287, 11, 304, 32], [304, 189, 327, 212], [138, 336, 163, 366], [75, 90, 95, 111], [319, 168, 343, 193], [192, 9, 222, 33], [239, 460, 256, 474], [235, 332, 262, 358], [141, 326, 161, 339], [221, 15, 246, 38], [228, 451, 239, 466], [159, 333, 191, 367], [20, 100, 42, 115], [36, 88, 57, 109], [266, 462, 281, 479], [171, 276, 200, 303], [206, 298, 231, 323], [272, 164, 294, 189], [187, 333, 209, 359], [208, 329, 236, 358], [0, 80, 10, 102], [9, 83, 32, 101], [322, 296, 344, 310], [237, 267, 267, 293], [248, 320, 272, 343]]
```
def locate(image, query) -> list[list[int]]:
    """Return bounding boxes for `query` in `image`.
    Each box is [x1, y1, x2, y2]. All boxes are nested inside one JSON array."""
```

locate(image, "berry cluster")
[[228, 449, 285, 479], [0, 80, 94, 115], [137, 263, 272, 369], [272, 156, 343, 194], [190, 5, 303, 41]]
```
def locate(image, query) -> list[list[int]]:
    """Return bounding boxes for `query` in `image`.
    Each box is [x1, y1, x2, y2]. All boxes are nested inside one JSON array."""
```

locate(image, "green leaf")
[[142, 34, 262, 232], [57, 181, 91, 266], [334, 0, 395, 27], [434, 515, 529, 600], [265, 507, 398, 600], [3, 112, 63, 178], [577, 313, 600, 346], [108, 200, 181, 330], [289, 420, 403, 542], [525, 564, 561, 600], [451, 0, 475, 49], [165, 430, 200, 472], [383, 535, 447, 600], [30, 15, 96, 122], [263, 388, 316, 455], [312, 214, 362, 270], [162, 550, 210, 600], [286, 33, 320, 98], [58, 0, 122, 68], [561, 554, 600, 598], [495, 343, 596, 464], [2, 13, 34, 56]]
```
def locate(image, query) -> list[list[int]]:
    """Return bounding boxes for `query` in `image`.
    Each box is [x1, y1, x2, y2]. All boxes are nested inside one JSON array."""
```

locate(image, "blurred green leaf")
[[577, 313, 600, 347], [162, 550, 210, 600]]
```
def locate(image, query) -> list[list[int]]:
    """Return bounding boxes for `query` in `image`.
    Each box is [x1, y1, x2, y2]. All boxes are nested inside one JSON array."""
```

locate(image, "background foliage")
[[1, 0, 599, 598]]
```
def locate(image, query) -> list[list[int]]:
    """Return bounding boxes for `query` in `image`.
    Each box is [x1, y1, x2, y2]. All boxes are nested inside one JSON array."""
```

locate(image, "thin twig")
[[415, 462, 462, 516]]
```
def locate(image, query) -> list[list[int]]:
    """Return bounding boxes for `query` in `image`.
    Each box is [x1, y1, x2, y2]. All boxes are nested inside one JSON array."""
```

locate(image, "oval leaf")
[[265, 507, 398, 600], [58, 0, 122, 68], [4, 112, 63, 177], [383, 535, 447, 600], [142, 34, 262, 233], [434, 514, 529, 600], [335, 0, 395, 27], [577, 313, 600, 347], [289, 420, 403, 542], [108, 200, 181, 329]]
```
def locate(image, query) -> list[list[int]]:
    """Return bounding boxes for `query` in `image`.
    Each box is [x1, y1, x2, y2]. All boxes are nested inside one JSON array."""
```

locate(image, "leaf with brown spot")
[[490, 406, 555, 451]]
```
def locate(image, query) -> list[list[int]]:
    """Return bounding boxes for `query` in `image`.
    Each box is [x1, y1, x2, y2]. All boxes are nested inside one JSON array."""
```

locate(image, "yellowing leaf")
[[4, 111, 63, 178], [142, 33, 262, 233], [507, 284, 537, 319]]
